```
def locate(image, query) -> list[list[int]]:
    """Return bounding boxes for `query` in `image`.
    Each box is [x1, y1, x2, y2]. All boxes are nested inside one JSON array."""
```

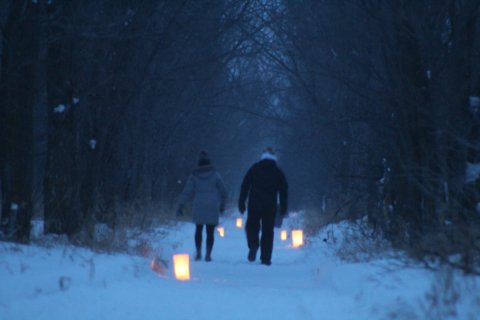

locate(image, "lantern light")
[[217, 227, 225, 237], [291, 230, 304, 248], [280, 230, 288, 241], [173, 254, 190, 281], [236, 217, 243, 228]]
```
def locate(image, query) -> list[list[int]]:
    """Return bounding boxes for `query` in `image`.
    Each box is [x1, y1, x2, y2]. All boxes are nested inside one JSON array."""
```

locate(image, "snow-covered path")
[[152, 216, 428, 320], [0, 215, 461, 320]]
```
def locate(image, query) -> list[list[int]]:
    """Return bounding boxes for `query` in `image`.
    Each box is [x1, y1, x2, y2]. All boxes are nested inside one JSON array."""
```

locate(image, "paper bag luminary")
[[236, 217, 243, 228], [291, 230, 304, 248], [173, 254, 190, 281]]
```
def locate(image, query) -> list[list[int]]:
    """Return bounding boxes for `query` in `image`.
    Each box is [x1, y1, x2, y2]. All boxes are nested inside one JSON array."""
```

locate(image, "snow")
[[469, 96, 480, 108], [469, 96, 480, 113], [465, 162, 480, 183], [53, 104, 66, 113], [1, 214, 479, 320], [89, 139, 97, 150]]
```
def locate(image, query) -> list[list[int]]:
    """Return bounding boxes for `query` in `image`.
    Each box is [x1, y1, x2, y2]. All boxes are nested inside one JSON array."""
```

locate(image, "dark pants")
[[246, 210, 275, 262], [195, 224, 215, 254]]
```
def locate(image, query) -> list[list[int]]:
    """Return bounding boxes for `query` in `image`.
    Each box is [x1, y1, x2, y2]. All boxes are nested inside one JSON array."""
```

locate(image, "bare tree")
[[271, 0, 480, 272], [0, 0, 41, 242]]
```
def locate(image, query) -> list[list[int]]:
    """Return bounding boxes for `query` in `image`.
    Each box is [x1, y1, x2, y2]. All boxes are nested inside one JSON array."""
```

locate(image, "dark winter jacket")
[[238, 159, 288, 216], [179, 165, 227, 225]]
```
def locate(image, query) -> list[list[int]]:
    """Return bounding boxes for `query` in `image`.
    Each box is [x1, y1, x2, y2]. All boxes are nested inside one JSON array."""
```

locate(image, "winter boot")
[[248, 249, 256, 262], [205, 246, 212, 262], [195, 250, 202, 261]]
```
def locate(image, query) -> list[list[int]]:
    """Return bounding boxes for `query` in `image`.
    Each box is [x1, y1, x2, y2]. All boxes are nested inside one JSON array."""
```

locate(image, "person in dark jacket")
[[177, 151, 227, 262], [238, 147, 288, 265]]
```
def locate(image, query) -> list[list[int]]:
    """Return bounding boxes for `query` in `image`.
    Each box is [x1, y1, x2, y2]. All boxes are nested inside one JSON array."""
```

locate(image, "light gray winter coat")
[[179, 165, 227, 225]]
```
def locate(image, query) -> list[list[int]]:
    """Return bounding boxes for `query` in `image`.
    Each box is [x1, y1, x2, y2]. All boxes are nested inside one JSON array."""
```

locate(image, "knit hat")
[[261, 147, 277, 161], [198, 150, 211, 166]]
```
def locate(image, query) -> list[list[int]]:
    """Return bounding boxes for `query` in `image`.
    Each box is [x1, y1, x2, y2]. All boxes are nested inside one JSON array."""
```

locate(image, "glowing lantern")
[[280, 230, 288, 241], [173, 254, 190, 281], [236, 218, 243, 228], [217, 227, 225, 237], [291, 230, 304, 248]]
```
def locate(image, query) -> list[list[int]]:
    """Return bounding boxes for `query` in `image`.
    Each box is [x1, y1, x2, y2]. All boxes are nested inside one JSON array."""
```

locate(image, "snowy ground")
[[1, 214, 479, 320]]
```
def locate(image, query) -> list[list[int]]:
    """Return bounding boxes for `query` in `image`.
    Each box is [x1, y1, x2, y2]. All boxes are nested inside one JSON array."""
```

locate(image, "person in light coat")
[[177, 151, 227, 261]]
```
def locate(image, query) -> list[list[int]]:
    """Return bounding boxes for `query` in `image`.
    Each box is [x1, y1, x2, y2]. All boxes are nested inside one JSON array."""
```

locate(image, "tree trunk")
[[43, 2, 80, 237], [0, 1, 40, 242]]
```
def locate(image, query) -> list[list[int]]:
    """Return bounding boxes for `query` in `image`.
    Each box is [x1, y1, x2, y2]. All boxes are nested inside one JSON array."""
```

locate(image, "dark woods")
[[277, 0, 480, 273], [0, 0, 269, 243], [1, 0, 480, 273]]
